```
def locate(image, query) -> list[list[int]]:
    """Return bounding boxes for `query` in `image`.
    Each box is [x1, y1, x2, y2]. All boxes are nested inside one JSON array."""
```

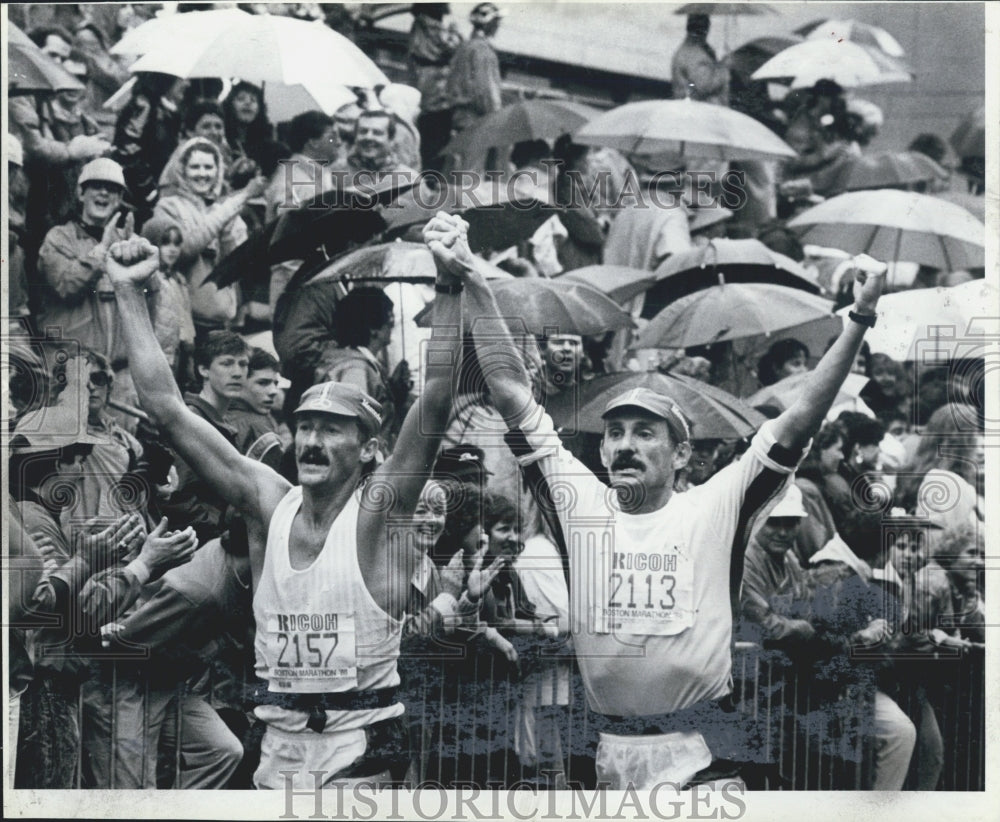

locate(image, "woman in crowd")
[[151, 137, 267, 338], [222, 82, 274, 171], [757, 337, 811, 387]]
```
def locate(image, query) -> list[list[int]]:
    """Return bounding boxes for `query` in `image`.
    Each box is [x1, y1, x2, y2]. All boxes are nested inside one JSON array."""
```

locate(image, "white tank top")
[[253, 486, 403, 732]]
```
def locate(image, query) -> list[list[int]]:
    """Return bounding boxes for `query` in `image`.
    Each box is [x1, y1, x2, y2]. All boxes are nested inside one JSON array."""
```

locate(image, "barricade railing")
[[46, 640, 983, 789]]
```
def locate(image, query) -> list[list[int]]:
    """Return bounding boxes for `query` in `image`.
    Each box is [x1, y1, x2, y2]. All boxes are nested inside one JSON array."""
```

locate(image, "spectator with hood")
[[152, 136, 267, 337]]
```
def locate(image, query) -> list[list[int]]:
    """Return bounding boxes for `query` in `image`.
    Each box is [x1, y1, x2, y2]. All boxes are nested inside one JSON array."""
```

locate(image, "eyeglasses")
[[88, 371, 111, 387]]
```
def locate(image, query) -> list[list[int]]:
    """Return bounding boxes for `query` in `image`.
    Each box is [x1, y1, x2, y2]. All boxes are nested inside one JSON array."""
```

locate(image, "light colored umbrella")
[[415, 278, 634, 336], [726, 35, 802, 80], [748, 371, 870, 413], [752, 40, 913, 88], [554, 265, 656, 304], [795, 18, 906, 58], [636, 283, 835, 349], [127, 14, 388, 90], [841, 280, 1000, 362], [8, 24, 86, 95], [787, 190, 985, 271], [444, 99, 600, 158], [573, 98, 795, 162], [549, 370, 766, 439], [110, 8, 252, 57], [834, 151, 949, 193]]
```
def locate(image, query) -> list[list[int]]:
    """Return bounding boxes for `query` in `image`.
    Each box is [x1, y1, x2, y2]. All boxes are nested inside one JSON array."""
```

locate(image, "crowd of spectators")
[[6, 1, 986, 792]]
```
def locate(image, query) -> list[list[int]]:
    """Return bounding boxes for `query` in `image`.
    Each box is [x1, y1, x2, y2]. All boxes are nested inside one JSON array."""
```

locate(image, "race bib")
[[592, 544, 695, 636], [264, 611, 358, 693]]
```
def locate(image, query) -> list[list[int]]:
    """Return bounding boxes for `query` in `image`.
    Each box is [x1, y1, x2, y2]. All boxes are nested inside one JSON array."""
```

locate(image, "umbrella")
[[554, 266, 656, 304], [300, 241, 513, 288], [794, 18, 906, 58], [636, 283, 835, 349], [127, 14, 388, 90], [209, 200, 388, 289], [416, 278, 634, 337], [443, 99, 600, 159], [832, 151, 950, 193], [787, 190, 985, 271], [111, 8, 252, 58], [748, 371, 870, 413], [933, 189, 985, 224], [383, 188, 560, 253], [752, 40, 913, 88], [549, 370, 766, 439], [8, 24, 86, 96], [839, 281, 1000, 362], [642, 238, 820, 318], [726, 35, 803, 80], [573, 98, 795, 161], [950, 105, 985, 159], [674, 3, 777, 14]]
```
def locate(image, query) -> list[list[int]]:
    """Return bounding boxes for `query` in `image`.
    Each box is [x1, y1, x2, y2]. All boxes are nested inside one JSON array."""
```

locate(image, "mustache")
[[298, 447, 329, 465], [611, 454, 644, 471]]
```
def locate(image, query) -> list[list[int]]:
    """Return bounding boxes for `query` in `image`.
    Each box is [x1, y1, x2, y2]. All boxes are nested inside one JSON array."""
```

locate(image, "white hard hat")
[[78, 157, 127, 190], [769, 484, 808, 519]]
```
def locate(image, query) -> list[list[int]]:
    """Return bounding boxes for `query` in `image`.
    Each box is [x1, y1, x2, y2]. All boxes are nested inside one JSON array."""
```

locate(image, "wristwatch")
[[848, 309, 877, 328]]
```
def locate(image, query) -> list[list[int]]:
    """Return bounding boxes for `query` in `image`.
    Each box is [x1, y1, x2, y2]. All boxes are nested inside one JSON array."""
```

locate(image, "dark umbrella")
[[208, 199, 388, 289], [443, 99, 600, 159], [549, 370, 765, 439], [8, 24, 86, 96], [642, 238, 820, 319], [383, 187, 560, 254]]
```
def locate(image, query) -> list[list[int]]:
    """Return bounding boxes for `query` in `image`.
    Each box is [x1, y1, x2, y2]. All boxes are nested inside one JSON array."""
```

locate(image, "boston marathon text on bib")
[[263, 611, 359, 692], [593, 542, 695, 636]]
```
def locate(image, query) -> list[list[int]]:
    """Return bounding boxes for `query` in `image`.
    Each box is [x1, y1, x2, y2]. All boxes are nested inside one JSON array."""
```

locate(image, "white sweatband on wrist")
[[125, 558, 151, 585]]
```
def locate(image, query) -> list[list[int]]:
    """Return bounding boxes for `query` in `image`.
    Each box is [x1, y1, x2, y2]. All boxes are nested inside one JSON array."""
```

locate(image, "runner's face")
[[601, 411, 686, 499], [294, 413, 365, 488], [412, 481, 447, 553], [243, 368, 279, 414]]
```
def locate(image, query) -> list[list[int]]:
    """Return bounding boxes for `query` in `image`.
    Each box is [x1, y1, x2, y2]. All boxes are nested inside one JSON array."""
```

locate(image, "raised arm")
[[105, 236, 288, 518], [771, 258, 887, 453], [372, 215, 465, 516]]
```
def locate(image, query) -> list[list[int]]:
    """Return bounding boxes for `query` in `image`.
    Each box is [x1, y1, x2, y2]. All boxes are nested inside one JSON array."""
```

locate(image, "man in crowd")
[[227, 347, 284, 465], [434, 209, 888, 789], [539, 333, 584, 402], [334, 109, 418, 188], [264, 110, 340, 222], [739, 484, 816, 644], [446, 2, 503, 135], [36, 158, 171, 425], [671, 14, 729, 105], [159, 332, 247, 544], [103, 218, 466, 788]]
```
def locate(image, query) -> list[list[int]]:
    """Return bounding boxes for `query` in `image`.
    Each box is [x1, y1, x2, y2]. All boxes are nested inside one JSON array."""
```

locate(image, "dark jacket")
[[159, 392, 239, 544]]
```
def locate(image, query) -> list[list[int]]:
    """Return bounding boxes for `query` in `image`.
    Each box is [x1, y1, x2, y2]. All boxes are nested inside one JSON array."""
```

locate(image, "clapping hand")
[[79, 513, 145, 570], [465, 538, 507, 603], [137, 517, 198, 579]]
